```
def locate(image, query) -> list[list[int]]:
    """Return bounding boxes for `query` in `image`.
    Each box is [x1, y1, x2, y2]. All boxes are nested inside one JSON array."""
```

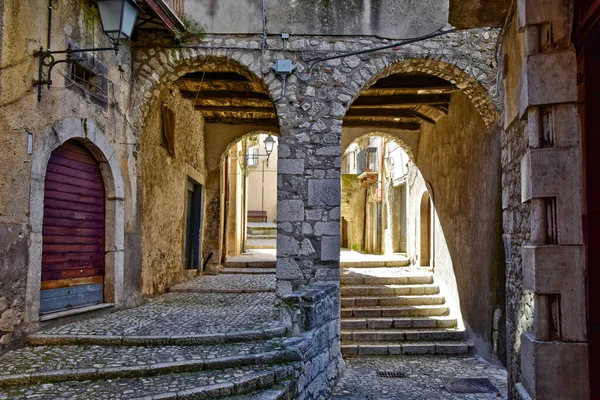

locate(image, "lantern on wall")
[[97, 0, 141, 42], [264, 135, 276, 167]]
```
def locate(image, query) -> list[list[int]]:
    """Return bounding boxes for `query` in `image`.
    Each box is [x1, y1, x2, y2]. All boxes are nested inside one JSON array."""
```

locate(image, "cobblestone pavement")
[[330, 356, 507, 400], [40, 292, 279, 336], [170, 274, 276, 293], [0, 363, 298, 400], [0, 338, 295, 376]]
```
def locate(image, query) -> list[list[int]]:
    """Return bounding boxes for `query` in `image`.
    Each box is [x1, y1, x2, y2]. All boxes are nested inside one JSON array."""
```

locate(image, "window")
[[66, 61, 108, 107], [247, 146, 259, 167], [183, 179, 203, 270]]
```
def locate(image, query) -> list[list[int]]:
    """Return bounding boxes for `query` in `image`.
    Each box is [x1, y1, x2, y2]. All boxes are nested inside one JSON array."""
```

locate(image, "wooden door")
[[40, 140, 105, 314], [575, 0, 600, 395]]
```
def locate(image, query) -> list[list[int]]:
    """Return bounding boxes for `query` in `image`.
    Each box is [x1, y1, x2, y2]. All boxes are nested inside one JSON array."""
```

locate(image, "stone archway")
[[218, 130, 279, 263], [26, 118, 125, 323]]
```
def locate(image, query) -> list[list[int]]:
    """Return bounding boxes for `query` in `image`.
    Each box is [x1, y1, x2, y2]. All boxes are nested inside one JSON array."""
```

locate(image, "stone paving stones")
[[330, 355, 507, 400], [37, 292, 280, 336], [0, 363, 299, 400], [170, 274, 276, 293]]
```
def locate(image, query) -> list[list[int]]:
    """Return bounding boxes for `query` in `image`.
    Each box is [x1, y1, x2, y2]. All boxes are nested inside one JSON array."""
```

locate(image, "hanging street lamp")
[[33, 0, 141, 101]]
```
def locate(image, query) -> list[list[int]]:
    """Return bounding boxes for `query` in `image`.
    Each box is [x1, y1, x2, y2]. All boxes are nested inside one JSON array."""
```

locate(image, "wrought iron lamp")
[[34, 0, 140, 101], [264, 135, 276, 167]]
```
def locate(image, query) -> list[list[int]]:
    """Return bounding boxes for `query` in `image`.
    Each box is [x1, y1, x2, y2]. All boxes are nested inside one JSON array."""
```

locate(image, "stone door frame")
[[26, 118, 125, 323]]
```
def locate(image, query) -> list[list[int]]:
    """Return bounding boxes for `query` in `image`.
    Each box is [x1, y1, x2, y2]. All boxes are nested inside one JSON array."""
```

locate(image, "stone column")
[[516, 0, 589, 398], [275, 98, 343, 296]]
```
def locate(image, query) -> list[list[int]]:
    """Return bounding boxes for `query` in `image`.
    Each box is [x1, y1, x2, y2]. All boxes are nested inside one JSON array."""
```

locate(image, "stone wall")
[[280, 282, 345, 399], [140, 85, 207, 294], [500, 3, 589, 398], [0, 0, 139, 352], [416, 92, 505, 363], [405, 166, 465, 331], [186, 0, 448, 40]]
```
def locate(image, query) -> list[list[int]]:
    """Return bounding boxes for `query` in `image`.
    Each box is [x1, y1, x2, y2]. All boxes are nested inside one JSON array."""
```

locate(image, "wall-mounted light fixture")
[[33, 0, 140, 101]]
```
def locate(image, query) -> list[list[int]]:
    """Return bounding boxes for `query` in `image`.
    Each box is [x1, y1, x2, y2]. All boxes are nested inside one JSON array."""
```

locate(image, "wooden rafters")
[[344, 73, 455, 131]]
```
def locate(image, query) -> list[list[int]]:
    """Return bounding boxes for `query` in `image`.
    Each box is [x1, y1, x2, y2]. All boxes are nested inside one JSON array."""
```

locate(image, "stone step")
[[26, 326, 288, 347], [341, 328, 465, 342], [224, 380, 296, 399], [341, 316, 458, 330], [247, 234, 277, 240], [341, 341, 471, 356], [341, 284, 440, 297], [341, 295, 445, 308], [340, 259, 410, 268], [341, 275, 433, 285], [341, 305, 450, 318], [224, 261, 277, 269], [248, 227, 277, 236], [246, 239, 277, 249], [221, 268, 276, 275], [0, 339, 303, 387], [0, 363, 299, 399]]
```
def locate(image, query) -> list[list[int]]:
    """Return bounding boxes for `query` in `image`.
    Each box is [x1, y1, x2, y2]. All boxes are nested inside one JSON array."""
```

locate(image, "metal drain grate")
[[443, 378, 498, 394], [376, 370, 408, 378]]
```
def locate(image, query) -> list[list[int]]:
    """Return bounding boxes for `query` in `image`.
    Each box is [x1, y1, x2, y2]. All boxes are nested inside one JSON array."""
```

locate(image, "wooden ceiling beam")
[[194, 106, 276, 114], [351, 94, 451, 107], [362, 86, 457, 96], [203, 117, 279, 126], [343, 120, 421, 131]]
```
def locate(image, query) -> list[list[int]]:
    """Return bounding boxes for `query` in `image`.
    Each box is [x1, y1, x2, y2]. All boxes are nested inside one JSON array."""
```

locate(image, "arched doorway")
[[40, 140, 106, 314], [419, 191, 432, 266]]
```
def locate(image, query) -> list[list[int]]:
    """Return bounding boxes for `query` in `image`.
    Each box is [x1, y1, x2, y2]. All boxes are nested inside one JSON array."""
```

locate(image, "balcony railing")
[[164, 0, 185, 20], [357, 147, 379, 177]]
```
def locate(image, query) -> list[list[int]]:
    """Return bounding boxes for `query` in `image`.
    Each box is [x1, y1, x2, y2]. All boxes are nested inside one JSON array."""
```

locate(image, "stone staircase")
[[246, 223, 276, 250], [340, 265, 469, 356], [0, 292, 303, 399]]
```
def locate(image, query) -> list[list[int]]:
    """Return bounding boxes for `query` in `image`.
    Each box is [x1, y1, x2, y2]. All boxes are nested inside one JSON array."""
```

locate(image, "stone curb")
[[26, 326, 287, 347], [131, 365, 298, 400], [0, 348, 302, 388]]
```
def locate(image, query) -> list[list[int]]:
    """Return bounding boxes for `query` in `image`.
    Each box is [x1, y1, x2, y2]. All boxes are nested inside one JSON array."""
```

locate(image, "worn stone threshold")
[[27, 326, 287, 347], [39, 303, 114, 322]]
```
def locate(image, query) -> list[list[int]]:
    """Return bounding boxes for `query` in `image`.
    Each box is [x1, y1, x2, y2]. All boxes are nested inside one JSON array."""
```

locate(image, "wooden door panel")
[[40, 140, 105, 315]]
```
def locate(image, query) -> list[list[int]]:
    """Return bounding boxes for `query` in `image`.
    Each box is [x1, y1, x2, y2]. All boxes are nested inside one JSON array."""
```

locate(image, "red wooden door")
[[40, 140, 105, 314]]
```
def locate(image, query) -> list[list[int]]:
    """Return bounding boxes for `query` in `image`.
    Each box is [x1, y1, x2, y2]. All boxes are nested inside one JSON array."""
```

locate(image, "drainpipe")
[[376, 139, 385, 254]]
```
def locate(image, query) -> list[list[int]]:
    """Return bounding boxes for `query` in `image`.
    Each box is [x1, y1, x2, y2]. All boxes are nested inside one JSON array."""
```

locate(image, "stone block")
[[522, 245, 586, 341], [314, 222, 340, 236], [276, 258, 304, 280], [308, 180, 340, 206], [402, 343, 435, 355], [321, 235, 341, 261], [521, 148, 583, 245], [278, 200, 305, 222], [358, 344, 388, 355], [436, 343, 468, 355], [519, 52, 577, 118], [368, 318, 393, 329], [279, 159, 305, 174], [520, 331, 589, 400]]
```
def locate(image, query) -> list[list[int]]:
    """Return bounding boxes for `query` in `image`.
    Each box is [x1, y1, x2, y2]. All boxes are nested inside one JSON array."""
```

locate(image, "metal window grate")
[[443, 378, 498, 394], [376, 370, 407, 378]]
